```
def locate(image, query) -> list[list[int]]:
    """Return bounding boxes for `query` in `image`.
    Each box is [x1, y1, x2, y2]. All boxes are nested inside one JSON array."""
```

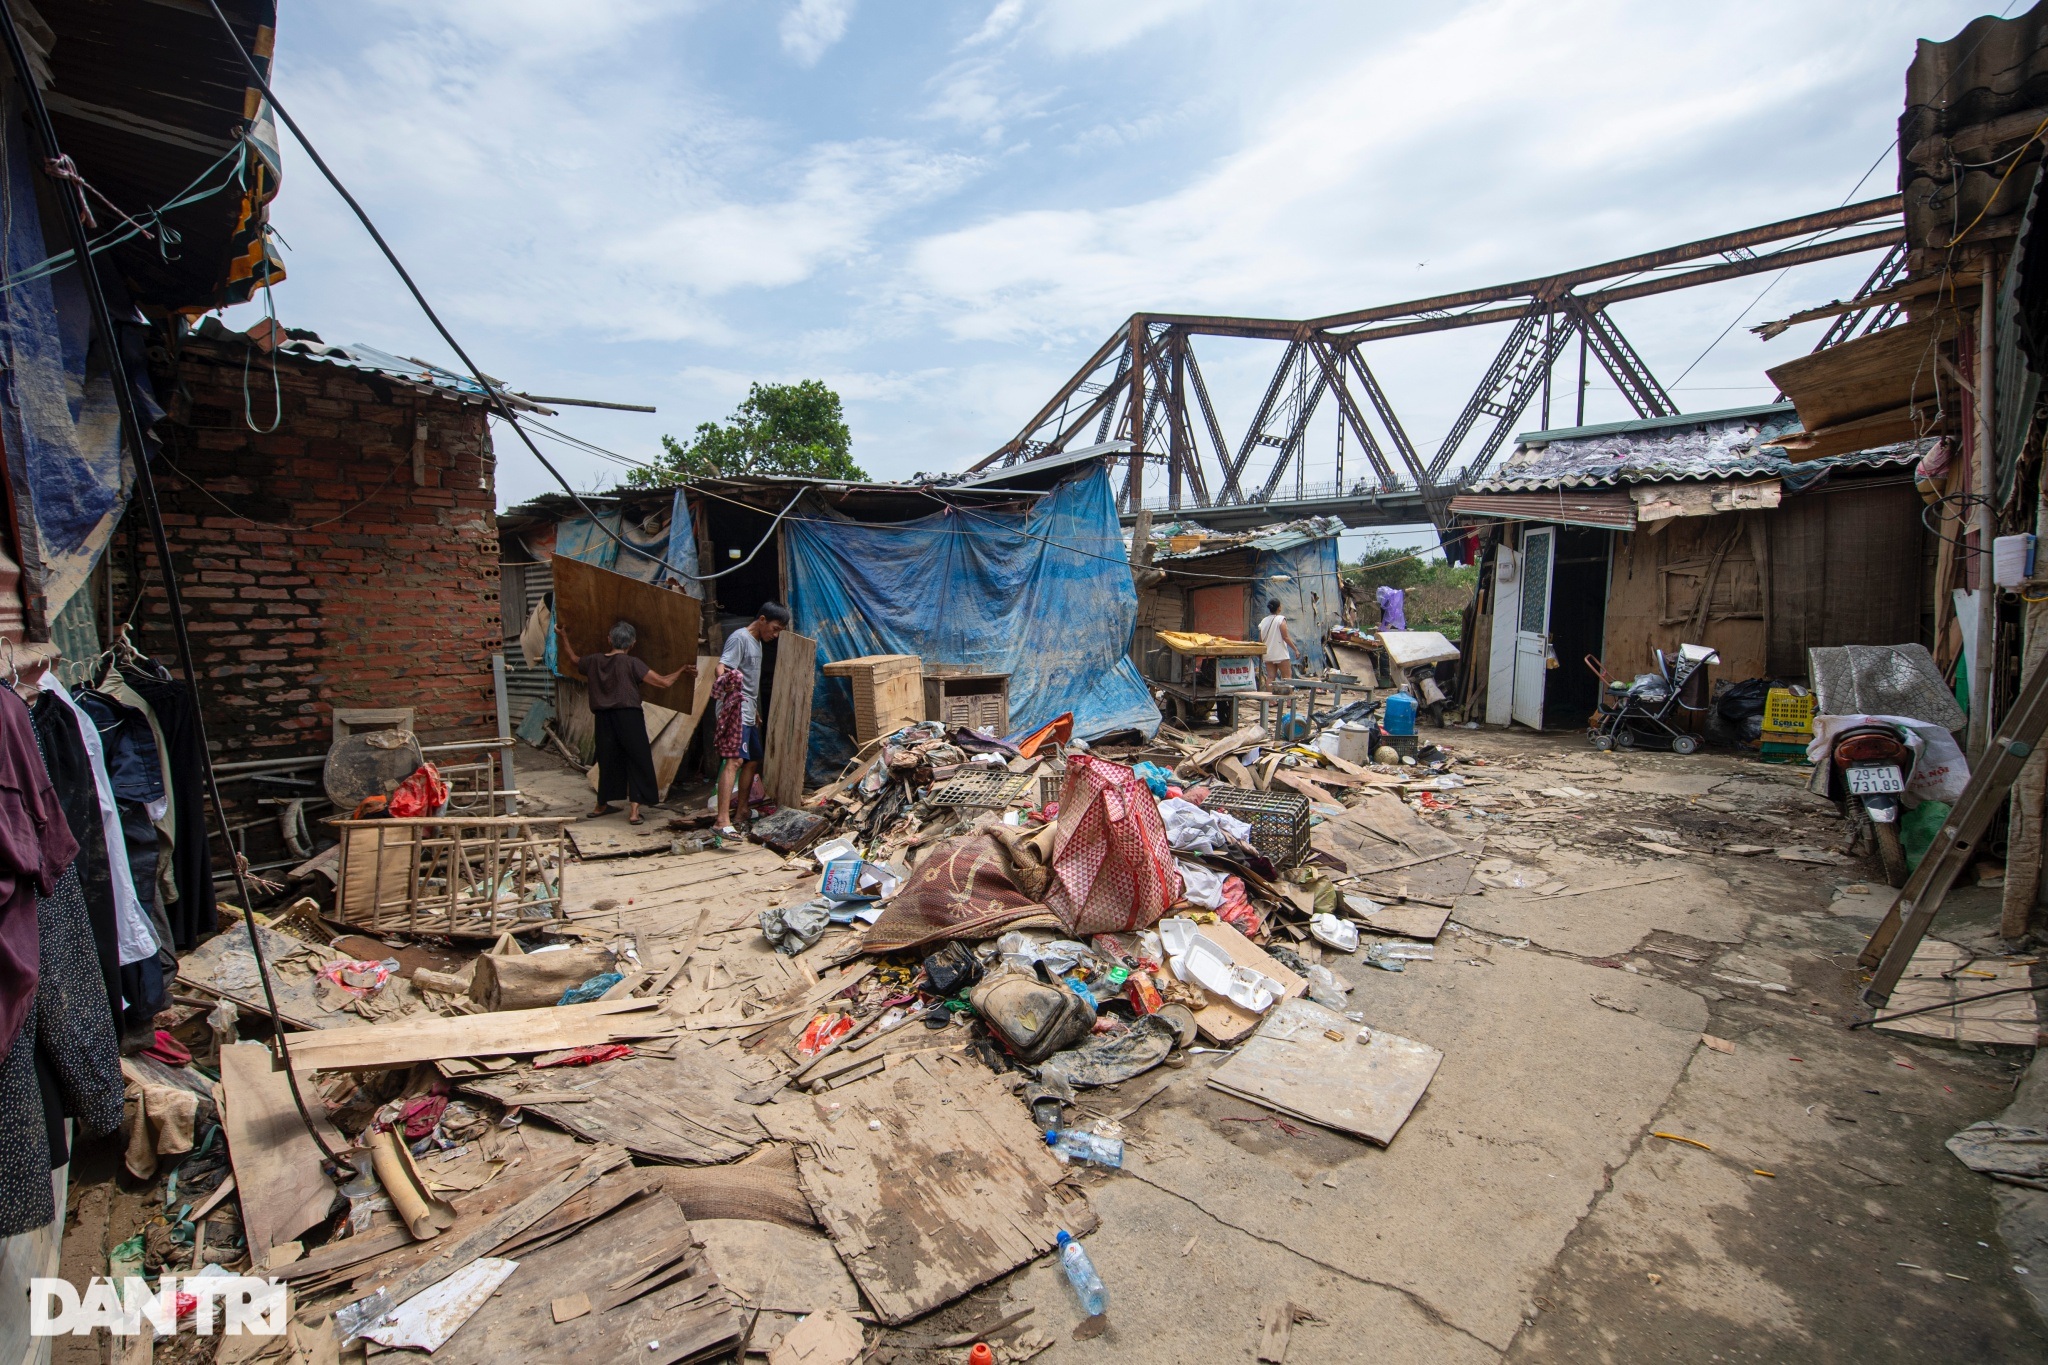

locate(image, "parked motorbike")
[[1407, 661, 1449, 728], [1825, 722, 1917, 887]]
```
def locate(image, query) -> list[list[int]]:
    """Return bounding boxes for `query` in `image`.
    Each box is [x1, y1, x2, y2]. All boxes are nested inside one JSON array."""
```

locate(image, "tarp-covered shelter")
[[1449, 405, 1934, 732], [1131, 518, 1346, 686], [499, 459, 1161, 785]]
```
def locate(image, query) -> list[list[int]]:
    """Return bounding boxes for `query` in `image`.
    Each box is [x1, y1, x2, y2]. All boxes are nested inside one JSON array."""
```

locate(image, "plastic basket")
[[1762, 688, 1815, 736], [1203, 784, 1311, 867]]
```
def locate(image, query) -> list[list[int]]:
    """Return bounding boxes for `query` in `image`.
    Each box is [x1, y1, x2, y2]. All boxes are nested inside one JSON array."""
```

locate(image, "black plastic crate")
[[1202, 784, 1311, 867]]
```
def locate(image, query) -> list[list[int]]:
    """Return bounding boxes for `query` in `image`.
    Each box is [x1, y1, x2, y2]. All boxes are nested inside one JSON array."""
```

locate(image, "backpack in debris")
[[969, 969, 1096, 1064], [922, 941, 984, 998]]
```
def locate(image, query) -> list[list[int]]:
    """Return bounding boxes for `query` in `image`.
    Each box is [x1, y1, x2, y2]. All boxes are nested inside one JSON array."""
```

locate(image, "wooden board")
[[217, 1043, 347, 1257], [655, 655, 718, 790], [461, 1048, 771, 1164], [1351, 854, 1476, 909], [1179, 920, 1307, 1045], [424, 1192, 741, 1365], [693, 1219, 861, 1315], [1870, 937, 2039, 1046], [1311, 790, 1467, 873], [763, 630, 818, 809], [552, 555, 701, 714], [280, 999, 674, 1072], [1352, 900, 1452, 941], [755, 1050, 1096, 1325], [1208, 998, 1441, 1146]]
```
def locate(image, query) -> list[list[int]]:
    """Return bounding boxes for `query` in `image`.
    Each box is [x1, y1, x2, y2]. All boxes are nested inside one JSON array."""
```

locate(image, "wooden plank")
[[655, 654, 718, 792], [460, 1049, 770, 1164], [1311, 790, 1466, 873], [1353, 901, 1452, 940], [764, 630, 818, 809], [755, 1051, 1096, 1325], [419, 1191, 741, 1365], [552, 555, 702, 714], [1209, 998, 1441, 1145], [217, 1043, 347, 1258], [1273, 771, 1343, 808], [280, 999, 673, 1072], [1350, 854, 1475, 908]]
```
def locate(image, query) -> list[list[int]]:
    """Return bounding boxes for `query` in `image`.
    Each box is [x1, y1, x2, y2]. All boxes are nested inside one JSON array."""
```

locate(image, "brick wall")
[[128, 336, 501, 764]]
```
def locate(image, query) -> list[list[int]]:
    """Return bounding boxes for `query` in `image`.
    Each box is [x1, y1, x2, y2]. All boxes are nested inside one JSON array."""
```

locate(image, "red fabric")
[[534, 1043, 633, 1069], [861, 830, 1046, 953], [142, 1031, 191, 1066], [0, 687, 78, 1052], [1045, 755, 1180, 936], [388, 763, 449, 818], [401, 1095, 448, 1138], [713, 667, 745, 758], [1216, 875, 1261, 937]]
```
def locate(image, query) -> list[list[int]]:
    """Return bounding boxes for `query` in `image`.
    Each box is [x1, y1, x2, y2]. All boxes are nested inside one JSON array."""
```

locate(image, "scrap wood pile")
[[103, 710, 1484, 1362]]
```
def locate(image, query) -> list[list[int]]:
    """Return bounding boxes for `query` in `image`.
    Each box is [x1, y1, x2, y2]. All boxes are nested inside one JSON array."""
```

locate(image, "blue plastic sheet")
[[0, 90, 148, 617], [787, 465, 1160, 781], [1255, 536, 1342, 671]]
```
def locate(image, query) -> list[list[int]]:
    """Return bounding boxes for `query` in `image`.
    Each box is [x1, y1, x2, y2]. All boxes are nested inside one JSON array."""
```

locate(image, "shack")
[[1130, 517, 1345, 696], [499, 456, 1161, 786], [1448, 404, 1933, 731]]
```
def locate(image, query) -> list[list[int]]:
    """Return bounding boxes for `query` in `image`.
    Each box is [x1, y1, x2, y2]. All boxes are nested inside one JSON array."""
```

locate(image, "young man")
[[580, 620, 693, 826], [713, 602, 790, 836], [1258, 597, 1296, 684]]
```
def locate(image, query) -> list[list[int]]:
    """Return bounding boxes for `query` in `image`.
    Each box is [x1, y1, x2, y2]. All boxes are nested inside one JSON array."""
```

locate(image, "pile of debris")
[[87, 696, 1495, 1362]]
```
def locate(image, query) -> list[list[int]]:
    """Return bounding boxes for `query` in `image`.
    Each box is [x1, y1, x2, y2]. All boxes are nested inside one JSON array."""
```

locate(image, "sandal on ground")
[[715, 825, 741, 839], [590, 803, 615, 817], [627, 814, 644, 825]]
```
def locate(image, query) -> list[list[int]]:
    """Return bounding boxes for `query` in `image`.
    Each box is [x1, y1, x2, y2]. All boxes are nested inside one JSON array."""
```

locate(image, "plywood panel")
[[1190, 583, 1250, 640], [552, 556, 701, 713], [763, 630, 817, 807], [1767, 482, 1926, 677]]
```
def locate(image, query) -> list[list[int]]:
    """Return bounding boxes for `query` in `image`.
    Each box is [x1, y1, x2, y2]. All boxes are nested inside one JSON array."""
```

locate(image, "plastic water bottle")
[[1055, 1229, 1107, 1316], [1382, 691, 1418, 737], [1045, 1128, 1124, 1168]]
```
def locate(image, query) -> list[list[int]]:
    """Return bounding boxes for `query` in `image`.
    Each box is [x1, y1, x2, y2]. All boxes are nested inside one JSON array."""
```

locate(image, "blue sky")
[[232, 0, 1999, 556]]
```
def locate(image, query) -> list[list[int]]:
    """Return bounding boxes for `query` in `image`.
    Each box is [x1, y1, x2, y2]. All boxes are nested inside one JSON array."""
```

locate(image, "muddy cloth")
[[29, 693, 121, 1039], [592, 707, 660, 806], [0, 686, 77, 1054], [0, 864, 123, 1236], [861, 830, 1050, 953], [117, 666, 215, 949]]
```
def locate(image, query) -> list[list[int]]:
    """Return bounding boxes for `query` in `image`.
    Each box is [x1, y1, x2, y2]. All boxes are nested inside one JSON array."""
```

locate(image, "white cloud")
[[780, 0, 857, 66]]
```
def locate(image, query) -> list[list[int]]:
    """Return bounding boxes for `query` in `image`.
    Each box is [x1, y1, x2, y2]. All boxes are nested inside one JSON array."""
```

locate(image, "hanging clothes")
[[30, 687, 125, 1042], [41, 676, 153, 966], [0, 685, 75, 1054], [117, 664, 216, 948]]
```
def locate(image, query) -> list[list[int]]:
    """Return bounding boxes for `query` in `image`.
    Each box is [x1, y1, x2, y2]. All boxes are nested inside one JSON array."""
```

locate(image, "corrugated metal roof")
[[1149, 515, 1345, 561], [190, 318, 505, 407], [1469, 405, 1928, 493]]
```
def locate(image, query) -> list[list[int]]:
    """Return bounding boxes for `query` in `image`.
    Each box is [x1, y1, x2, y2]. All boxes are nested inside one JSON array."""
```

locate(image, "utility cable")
[[0, 4, 345, 1165], [199, 0, 701, 587]]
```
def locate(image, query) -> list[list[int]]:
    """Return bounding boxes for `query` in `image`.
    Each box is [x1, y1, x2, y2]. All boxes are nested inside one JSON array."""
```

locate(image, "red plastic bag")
[[796, 1013, 856, 1058], [534, 1043, 633, 1069], [388, 763, 450, 818], [1216, 875, 1261, 938], [1045, 755, 1180, 936]]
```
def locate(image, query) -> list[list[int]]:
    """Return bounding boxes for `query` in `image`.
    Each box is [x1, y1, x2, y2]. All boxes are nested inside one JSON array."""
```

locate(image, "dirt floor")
[[47, 726, 2047, 1364], [857, 726, 2047, 1364]]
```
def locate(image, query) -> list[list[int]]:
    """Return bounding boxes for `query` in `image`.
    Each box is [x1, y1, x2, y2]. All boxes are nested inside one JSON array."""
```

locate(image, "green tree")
[[627, 379, 865, 486]]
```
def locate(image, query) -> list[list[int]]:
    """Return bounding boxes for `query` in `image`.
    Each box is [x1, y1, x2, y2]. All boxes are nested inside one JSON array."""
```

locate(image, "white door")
[[1511, 526, 1556, 730]]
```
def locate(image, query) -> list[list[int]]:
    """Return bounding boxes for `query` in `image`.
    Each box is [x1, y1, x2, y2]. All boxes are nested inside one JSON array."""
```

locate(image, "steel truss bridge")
[[964, 196, 1909, 533]]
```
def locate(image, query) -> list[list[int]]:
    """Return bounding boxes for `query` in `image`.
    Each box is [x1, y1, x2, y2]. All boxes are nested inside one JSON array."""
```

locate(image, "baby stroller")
[[1589, 644, 1719, 755]]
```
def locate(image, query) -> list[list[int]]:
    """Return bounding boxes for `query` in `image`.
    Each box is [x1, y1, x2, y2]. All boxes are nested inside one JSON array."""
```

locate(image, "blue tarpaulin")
[[787, 464, 1159, 781], [0, 89, 147, 617]]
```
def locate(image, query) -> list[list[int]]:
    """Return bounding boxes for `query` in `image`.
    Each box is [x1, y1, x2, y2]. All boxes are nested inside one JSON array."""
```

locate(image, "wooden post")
[[2006, 425, 2048, 940], [1970, 271, 1996, 761]]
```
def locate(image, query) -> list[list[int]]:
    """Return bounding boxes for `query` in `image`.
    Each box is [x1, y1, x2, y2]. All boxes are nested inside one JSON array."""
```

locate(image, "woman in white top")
[[1257, 597, 1296, 684]]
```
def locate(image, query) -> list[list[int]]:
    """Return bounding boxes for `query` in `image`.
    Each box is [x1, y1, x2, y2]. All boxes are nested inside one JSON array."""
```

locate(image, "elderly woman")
[[579, 620, 692, 825]]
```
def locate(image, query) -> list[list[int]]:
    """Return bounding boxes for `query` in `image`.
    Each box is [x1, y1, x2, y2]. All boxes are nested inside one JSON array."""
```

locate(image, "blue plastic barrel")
[[1381, 691, 1417, 737]]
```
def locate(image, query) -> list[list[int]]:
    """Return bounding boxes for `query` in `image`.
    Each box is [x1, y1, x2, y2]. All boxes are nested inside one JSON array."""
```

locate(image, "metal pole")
[[1575, 326, 1588, 426], [1540, 310, 1553, 430], [1971, 270, 1997, 761], [492, 651, 518, 812], [1126, 316, 1146, 513]]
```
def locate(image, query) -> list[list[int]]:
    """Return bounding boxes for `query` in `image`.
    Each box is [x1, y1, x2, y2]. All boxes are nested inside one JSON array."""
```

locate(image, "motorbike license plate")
[[1846, 764, 1904, 795]]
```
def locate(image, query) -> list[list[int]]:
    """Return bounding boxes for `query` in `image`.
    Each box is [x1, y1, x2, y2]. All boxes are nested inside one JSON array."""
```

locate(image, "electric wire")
[[199, 0, 702, 587], [0, 4, 346, 1166], [1849, 980, 2048, 1030]]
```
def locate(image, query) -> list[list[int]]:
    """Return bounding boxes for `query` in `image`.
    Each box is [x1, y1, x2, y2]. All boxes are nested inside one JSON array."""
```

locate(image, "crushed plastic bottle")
[[1055, 1229, 1107, 1316], [1045, 1128, 1124, 1169]]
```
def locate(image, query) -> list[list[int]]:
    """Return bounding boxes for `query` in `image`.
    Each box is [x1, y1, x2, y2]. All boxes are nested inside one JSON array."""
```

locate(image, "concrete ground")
[[873, 727, 2046, 1364]]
